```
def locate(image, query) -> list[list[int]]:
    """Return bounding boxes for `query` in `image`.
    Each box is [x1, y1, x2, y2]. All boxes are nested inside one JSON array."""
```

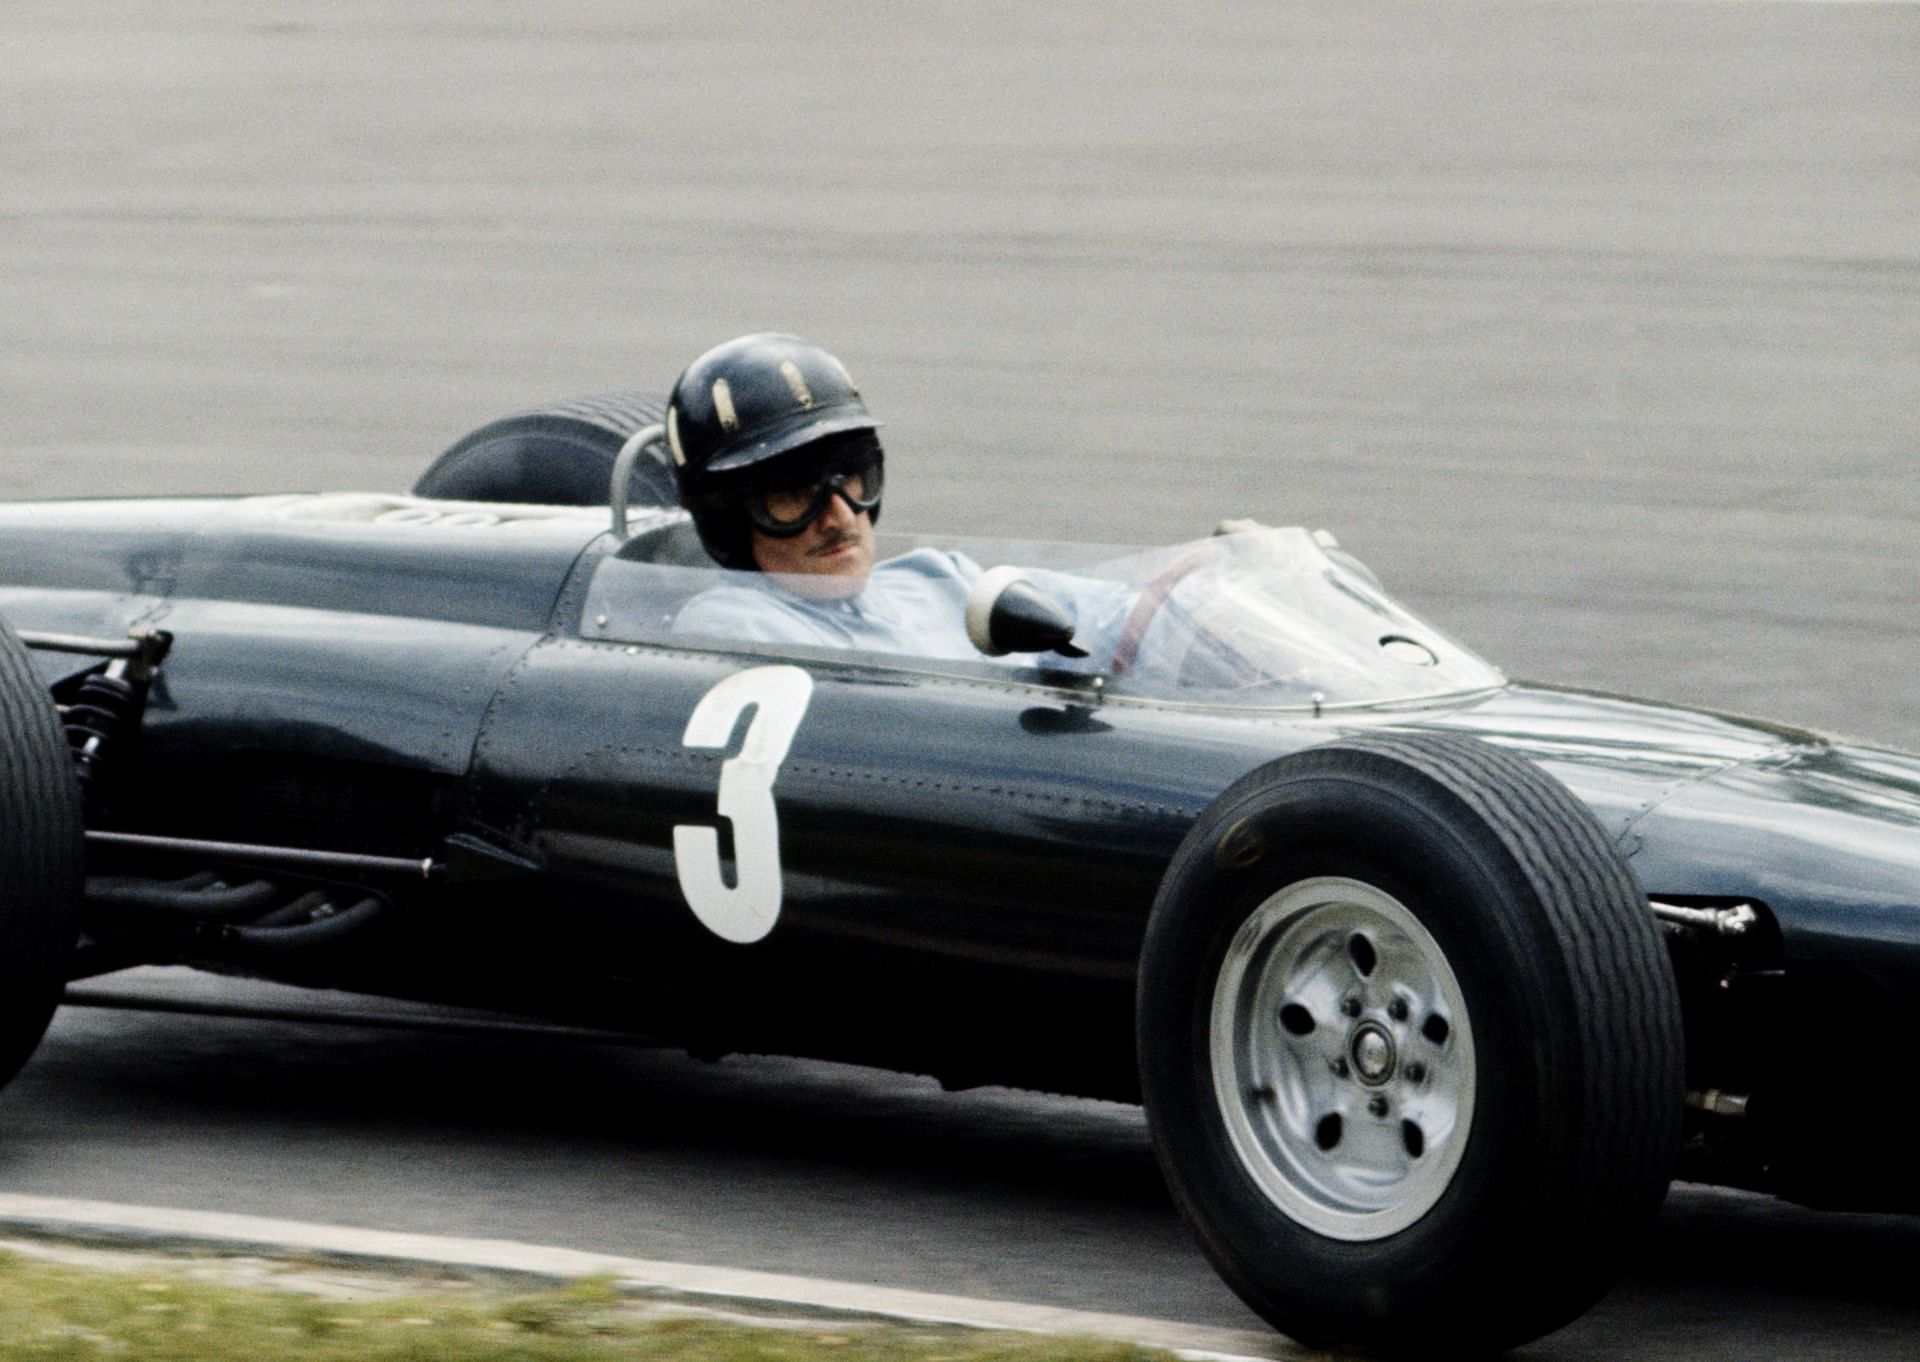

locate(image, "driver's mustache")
[[809, 530, 858, 555]]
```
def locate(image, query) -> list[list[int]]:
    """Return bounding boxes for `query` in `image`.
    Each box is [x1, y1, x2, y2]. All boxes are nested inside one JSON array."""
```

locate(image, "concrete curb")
[[0, 1194, 1308, 1361]]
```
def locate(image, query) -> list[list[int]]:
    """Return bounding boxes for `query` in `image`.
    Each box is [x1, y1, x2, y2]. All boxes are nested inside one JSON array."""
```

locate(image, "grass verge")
[[0, 1246, 1173, 1362]]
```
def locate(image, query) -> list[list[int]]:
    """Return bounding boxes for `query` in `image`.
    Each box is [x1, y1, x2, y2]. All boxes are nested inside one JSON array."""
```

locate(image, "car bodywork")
[[1, 484, 1916, 1217]]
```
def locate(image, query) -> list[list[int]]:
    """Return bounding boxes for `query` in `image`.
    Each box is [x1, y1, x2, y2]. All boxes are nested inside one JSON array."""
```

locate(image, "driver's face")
[[749, 484, 875, 599]]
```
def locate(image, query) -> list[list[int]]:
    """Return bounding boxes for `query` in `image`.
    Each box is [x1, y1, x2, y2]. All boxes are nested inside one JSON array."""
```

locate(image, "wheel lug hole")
[[1331, 1057, 1350, 1079], [1405, 1061, 1427, 1084], [1388, 997, 1409, 1022], [1278, 1003, 1316, 1036], [1368, 1094, 1390, 1119], [1341, 997, 1362, 1018]]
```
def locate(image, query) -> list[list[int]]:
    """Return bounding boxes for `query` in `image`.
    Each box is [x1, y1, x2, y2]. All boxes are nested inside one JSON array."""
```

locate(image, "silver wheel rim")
[[1210, 876, 1476, 1241]]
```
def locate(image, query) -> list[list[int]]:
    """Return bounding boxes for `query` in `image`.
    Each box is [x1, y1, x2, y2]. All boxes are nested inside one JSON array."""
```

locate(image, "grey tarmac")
[[7, 969, 1918, 1360], [3, 1, 1918, 1357]]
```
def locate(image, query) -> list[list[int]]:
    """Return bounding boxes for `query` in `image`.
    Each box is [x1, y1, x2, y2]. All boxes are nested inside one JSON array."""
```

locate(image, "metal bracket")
[[1685, 1088, 1751, 1118], [21, 626, 172, 680], [1649, 900, 1759, 937]]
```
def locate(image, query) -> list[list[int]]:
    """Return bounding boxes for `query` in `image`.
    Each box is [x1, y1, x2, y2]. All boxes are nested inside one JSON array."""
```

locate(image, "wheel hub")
[[1350, 1022, 1396, 1085], [1209, 877, 1477, 1241]]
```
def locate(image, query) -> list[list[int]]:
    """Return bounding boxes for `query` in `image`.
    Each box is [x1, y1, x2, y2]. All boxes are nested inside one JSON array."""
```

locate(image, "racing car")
[[0, 391, 1915, 1357]]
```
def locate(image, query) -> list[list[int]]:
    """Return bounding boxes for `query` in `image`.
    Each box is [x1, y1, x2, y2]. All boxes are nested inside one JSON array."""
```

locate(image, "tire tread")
[[0, 618, 84, 1091]]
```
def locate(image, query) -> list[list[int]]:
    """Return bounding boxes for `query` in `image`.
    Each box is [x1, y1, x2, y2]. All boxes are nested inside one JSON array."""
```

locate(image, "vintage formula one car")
[[0, 393, 1915, 1356]]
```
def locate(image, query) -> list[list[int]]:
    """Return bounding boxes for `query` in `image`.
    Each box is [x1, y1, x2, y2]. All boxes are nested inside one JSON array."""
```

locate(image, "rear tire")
[[0, 618, 83, 1092], [1137, 732, 1681, 1356], [412, 392, 676, 508]]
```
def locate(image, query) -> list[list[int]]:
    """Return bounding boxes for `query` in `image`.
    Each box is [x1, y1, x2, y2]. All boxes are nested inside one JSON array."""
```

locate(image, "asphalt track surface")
[[11, 972, 1920, 1361], [3, 2, 1919, 1357]]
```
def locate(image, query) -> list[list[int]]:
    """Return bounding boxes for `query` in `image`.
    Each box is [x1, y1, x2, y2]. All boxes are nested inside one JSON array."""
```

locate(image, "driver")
[[667, 333, 1131, 661]]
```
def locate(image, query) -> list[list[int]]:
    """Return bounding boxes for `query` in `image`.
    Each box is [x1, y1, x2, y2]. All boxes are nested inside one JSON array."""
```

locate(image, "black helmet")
[[667, 334, 884, 568]]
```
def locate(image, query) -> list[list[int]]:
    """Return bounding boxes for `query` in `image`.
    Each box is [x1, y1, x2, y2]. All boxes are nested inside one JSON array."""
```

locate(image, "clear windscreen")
[[586, 519, 1504, 712], [1065, 528, 1504, 708]]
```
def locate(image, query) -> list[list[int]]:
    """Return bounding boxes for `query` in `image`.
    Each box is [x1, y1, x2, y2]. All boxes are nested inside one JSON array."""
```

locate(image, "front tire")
[[0, 619, 83, 1092], [1137, 733, 1681, 1356]]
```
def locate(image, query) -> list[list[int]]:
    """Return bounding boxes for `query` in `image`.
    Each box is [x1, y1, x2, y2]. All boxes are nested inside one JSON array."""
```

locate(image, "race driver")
[[666, 333, 1131, 660]]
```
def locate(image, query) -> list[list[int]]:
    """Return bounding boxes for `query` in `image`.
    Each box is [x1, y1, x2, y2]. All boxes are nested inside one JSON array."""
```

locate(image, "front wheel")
[[1138, 733, 1682, 1356]]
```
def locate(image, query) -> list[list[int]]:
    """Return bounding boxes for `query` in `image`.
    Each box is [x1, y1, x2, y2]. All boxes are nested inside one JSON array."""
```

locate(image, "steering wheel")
[[1109, 545, 1225, 678]]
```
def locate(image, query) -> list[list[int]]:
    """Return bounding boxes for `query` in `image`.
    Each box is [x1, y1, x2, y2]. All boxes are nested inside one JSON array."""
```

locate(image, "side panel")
[[131, 599, 540, 855], [1628, 746, 1920, 973], [421, 651, 1869, 1093], [0, 497, 607, 852], [1624, 745, 1920, 1206], [0, 500, 196, 683], [467, 639, 1280, 1095]]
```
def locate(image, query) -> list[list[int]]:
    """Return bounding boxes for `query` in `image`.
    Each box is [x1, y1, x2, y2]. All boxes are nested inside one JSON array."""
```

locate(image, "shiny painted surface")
[[0, 493, 602, 795], [2, 496, 1918, 1125]]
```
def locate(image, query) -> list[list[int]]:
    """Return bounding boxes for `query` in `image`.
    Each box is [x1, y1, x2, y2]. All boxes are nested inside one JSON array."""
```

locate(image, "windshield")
[[584, 519, 1503, 712], [1073, 528, 1503, 708]]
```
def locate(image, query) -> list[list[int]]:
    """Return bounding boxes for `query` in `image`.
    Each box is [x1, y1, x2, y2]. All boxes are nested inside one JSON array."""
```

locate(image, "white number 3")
[[674, 666, 815, 943]]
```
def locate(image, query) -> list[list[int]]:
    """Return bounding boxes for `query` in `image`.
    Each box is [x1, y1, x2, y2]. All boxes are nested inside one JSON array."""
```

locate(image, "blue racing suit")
[[671, 547, 1133, 666]]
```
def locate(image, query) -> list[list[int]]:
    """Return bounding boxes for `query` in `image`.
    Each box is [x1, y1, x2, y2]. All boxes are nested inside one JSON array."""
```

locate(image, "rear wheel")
[[412, 392, 676, 508], [1138, 732, 1682, 1356], [0, 619, 83, 1092]]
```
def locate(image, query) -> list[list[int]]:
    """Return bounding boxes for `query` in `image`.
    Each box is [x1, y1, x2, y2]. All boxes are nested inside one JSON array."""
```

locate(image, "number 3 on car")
[[674, 666, 815, 943]]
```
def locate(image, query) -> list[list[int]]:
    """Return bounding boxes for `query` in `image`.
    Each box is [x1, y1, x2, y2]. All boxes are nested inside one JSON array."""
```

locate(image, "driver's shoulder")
[[671, 578, 806, 639], [874, 546, 982, 586]]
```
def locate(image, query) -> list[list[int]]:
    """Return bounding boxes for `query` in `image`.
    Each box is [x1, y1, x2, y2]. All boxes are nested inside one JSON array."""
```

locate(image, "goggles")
[[741, 457, 883, 537]]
